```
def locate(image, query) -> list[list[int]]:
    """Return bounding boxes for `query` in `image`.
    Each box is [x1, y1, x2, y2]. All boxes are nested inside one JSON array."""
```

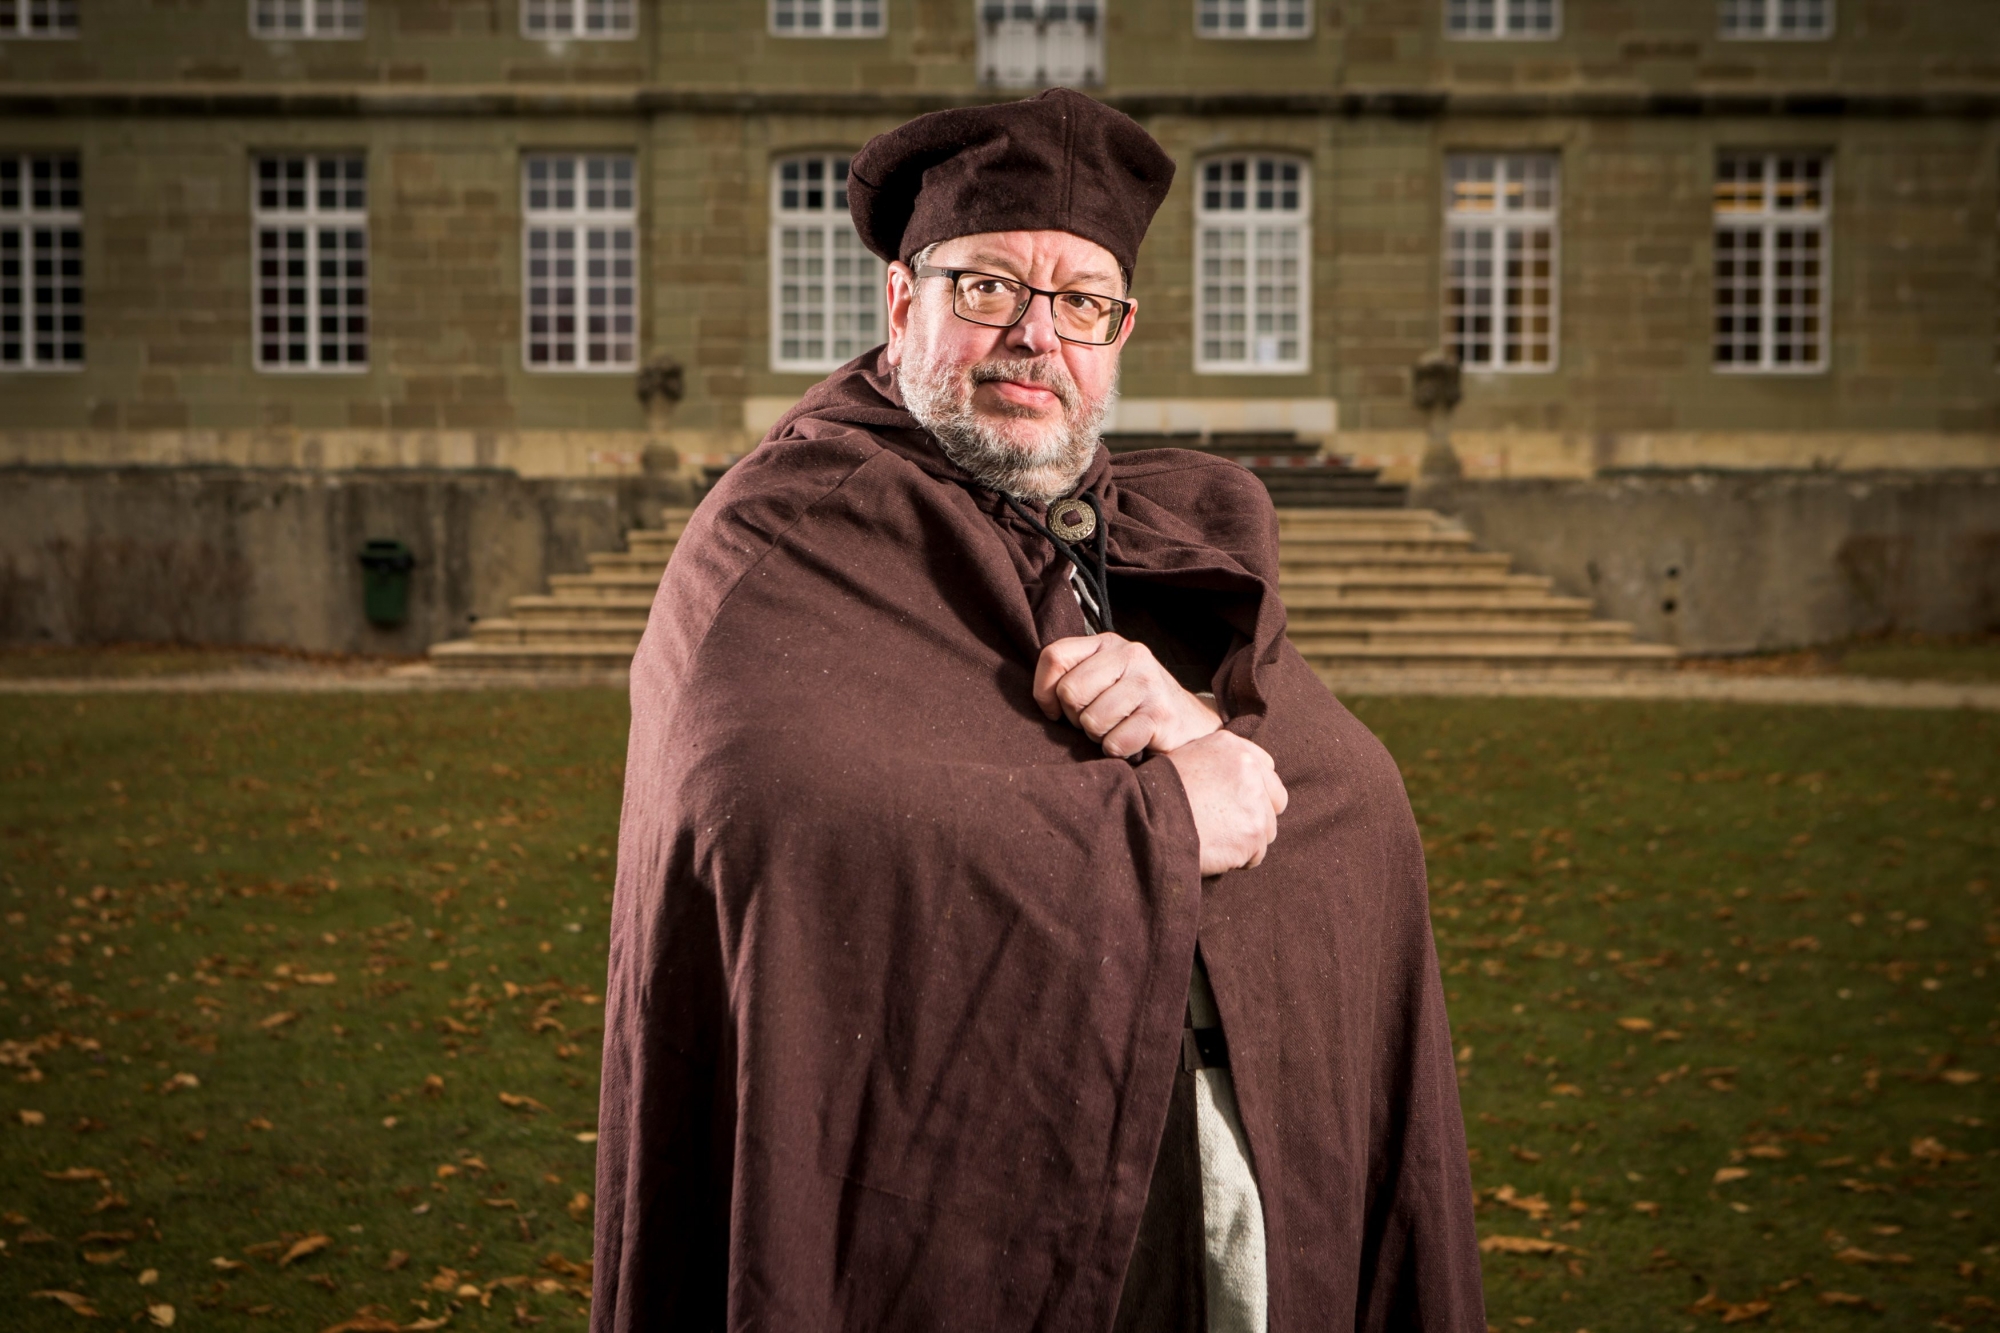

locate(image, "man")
[[593, 89, 1483, 1332]]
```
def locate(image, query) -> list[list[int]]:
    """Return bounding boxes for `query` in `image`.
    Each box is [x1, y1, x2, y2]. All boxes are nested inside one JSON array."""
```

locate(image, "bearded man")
[[592, 89, 1484, 1333]]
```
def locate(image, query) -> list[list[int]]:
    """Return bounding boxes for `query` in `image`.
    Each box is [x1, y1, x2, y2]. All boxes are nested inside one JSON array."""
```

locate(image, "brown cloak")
[[592, 351, 1484, 1332]]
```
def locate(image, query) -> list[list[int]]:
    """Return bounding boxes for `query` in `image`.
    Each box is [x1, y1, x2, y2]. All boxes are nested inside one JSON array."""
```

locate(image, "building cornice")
[[1, 83, 1996, 119]]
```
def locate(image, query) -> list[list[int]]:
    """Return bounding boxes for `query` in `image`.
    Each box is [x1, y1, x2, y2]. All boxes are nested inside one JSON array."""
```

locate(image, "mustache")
[[967, 358, 1079, 412]]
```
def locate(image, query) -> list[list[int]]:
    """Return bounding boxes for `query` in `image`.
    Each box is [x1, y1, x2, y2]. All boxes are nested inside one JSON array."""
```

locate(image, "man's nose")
[[1004, 291, 1061, 357]]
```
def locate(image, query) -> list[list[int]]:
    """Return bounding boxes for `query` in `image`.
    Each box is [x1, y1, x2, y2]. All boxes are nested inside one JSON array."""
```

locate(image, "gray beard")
[[897, 351, 1112, 504]]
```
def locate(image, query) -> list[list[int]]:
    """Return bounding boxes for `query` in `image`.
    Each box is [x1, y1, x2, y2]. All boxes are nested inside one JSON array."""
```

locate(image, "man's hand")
[[1033, 634, 1222, 759], [1163, 731, 1289, 876]]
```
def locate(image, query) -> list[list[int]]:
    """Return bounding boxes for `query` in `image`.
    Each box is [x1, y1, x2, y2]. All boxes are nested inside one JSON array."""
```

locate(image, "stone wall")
[[1424, 469, 2000, 654], [0, 466, 692, 656]]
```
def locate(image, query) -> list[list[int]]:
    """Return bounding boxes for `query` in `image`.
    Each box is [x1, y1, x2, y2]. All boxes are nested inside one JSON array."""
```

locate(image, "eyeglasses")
[[914, 266, 1132, 347]]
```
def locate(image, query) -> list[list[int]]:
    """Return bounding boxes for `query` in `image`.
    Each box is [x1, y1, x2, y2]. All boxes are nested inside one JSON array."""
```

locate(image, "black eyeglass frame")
[[913, 265, 1133, 347]]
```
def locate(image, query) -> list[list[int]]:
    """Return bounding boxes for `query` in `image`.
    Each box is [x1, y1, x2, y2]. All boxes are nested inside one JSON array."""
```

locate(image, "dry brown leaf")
[[404, 1318, 451, 1331], [1833, 1246, 1912, 1266], [89, 1193, 129, 1214], [318, 1319, 400, 1333], [1616, 1017, 1655, 1033], [1479, 1235, 1576, 1256], [146, 1304, 175, 1328], [43, 1167, 107, 1183], [211, 1256, 246, 1271], [422, 1075, 445, 1098], [160, 1073, 199, 1094], [1911, 1135, 1970, 1165], [482, 1197, 520, 1211], [32, 1289, 100, 1316], [384, 1250, 410, 1271], [1940, 1069, 1981, 1085], [1632, 1200, 1661, 1216], [1492, 1185, 1552, 1220], [279, 1233, 333, 1267], [259, 1011, 298, 1030], [497, 1092, 549, 1114], [539, 1253, 593, 1279], [82, 1248, 125, 1264], [1719, 1299, 1772, 1324], [18, 1109, 45, 1126], [78, 1230, 134, 1244], [294, 973, 336, 986], [1550, 1083, 1582, 1097], [1713, 1167, 1752, 1185], [137, 1269, 159, 1286], [1743, 1145, 1788, 1160], [565, 1191, 591, 1223], [246, 1117, 274, 1132], [1817, 1292, 1883, 1311]]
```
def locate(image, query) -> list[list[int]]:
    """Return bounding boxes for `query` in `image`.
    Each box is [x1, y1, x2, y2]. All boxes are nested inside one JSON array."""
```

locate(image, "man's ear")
[[883, 260, 915, 367]]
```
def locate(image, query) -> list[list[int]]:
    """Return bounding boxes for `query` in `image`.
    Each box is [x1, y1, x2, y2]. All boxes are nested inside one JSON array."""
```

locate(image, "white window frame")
[[521, 0, 636, 39], [1444, 0, 1559, 39], [978, 0, 1104, 89], [1194, 155, 1310, 376], [252, 154, 370, 374], [769, 154, 885, 374], [1718, 0, 1833, 40], [1712, 152, 1830, 375], [0, 153, 83, 372], [249, 0, 365, 39], [522, 153, 639, 373], [770, 0, 885, 36], [0, 1, 79, 37], [1196, 0, 1311, 39], [1443, 153, 1559, 374]]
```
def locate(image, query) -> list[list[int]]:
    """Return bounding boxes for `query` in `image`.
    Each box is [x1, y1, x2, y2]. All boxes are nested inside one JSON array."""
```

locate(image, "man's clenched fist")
[[1033, 634, 1221, 759], [1162, 730, 1288, 876]]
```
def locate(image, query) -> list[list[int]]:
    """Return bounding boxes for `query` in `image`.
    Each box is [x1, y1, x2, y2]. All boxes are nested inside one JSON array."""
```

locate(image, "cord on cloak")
[[1004, 490, 1114, 636]]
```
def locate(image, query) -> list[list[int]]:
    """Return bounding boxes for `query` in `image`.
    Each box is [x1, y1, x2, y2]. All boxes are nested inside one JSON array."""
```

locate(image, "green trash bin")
[[358, 539, 416, 628]]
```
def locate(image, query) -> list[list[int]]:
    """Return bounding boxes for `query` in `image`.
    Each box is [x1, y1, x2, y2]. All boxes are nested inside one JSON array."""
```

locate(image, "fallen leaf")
[[422, 1075, 445, 1097], [482, 1198, 521, 1211], [146, 1304, 175, 1328], [294, 973, 337, 986], [18, 1109, 45, 1126], [246, 1117, 274, 1132], [1492, 1185, 1552, 1220], [1833, 1247, 1912, 1265], [404, 1318, 451, 1331], [78, 1230, 135, 1244], [1479, 1235, 1577, 1256], [259, 1011, 298, 1030], [566, 1191, 591, 1223], [574, 1131, 598, 1144], [1632, 1201, 1661, 1216], [1616, 1017, 1655, 1033], [1720, 1299, 1772, 1324], [82, 1248, 125, 1264], [1818, 1292, 1883, 1311], [160, 1073, 199, 1094], [1713, 1167, 1752, 1185], [318, 1319, 400, 1333], [384, 1250, 410, 1271], [279, 1233, 333, 1267], [1550, 1083, 1582, 1097], [90, 1193, 129, 1214], [43, 1167, 107, 1183], [211, 1256, 246, 1271], [539, 1253, 592, 1279], [1940, 1069, 1980, 1085], [498, 1092, 550, 1114], [32, 1289, 100, 1316], [1743, 1145, 1788, 1160], [137, 1269, 159, 1285], [1911, 1135, 1970, 1165]]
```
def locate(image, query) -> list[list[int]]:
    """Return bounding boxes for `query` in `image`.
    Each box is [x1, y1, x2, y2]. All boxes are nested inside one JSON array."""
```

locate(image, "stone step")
[[548, 572, 662, 598], [469, 617, 647, 647], [1273, 521, 1458, 542], [1277, 551, 1515, 576], [429, 640, 636, 672], [1285, 596, 1595, 624], [1280, 572, 1556, 597], [1289, 620, 1639, 652], [625, 531, 679, 556], [1277, 507, 1440, 529], [658, 507, 697, 534], [508, 593, 656, 619], [588, 551, 669, 576], [1297, 643, 1679, 672], [1277, 535, 1477, 557]]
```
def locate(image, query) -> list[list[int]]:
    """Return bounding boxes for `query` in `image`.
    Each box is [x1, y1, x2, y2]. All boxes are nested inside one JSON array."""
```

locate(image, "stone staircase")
[[424, 503, 1675, 677]]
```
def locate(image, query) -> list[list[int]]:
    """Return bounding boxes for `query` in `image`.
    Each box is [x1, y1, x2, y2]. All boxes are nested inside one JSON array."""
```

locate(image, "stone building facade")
[[1, 0, 1997, 481]]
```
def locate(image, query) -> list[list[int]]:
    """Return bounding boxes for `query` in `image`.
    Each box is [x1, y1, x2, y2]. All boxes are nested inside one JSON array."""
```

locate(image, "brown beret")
[[847, 88, 1176, 277]]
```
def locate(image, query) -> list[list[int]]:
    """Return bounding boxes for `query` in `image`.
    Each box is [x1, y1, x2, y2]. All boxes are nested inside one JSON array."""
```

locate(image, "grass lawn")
[[1, 691, 1994, 1331]]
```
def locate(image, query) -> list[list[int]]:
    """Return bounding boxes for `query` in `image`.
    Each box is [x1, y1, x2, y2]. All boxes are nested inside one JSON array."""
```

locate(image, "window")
[[522, 0, 634, 38], [770, 156, 884, 373], [1445, 0, 1557, 38], [1719, 0, 1831, 39], [0, 1, 78, 36], [1443, 153, 1558, 372], [1713, 153, 1828, 372], [0, 154, 83, 370], [771, 0, 883, 34], [523, 154, 638, 371], [250, 0, 364, 38], [1197, 0, 1309, 37], [253, 156, 368, 372], [1195, 156, 1309, 374], [978, 1, 1102, 88]]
